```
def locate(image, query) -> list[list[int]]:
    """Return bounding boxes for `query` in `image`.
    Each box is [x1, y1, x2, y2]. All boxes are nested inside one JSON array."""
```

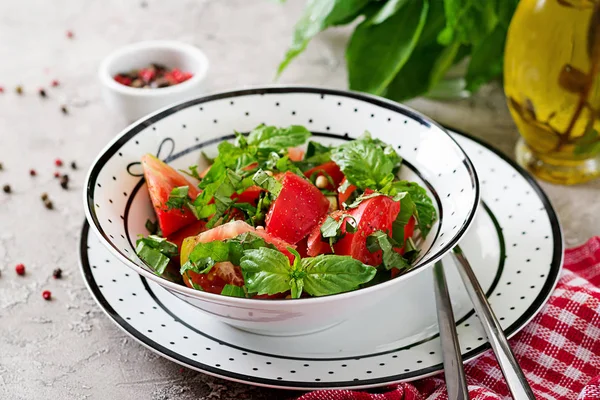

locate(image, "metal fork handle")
[[452, 245, 536, 400], [434, 261, 470, 400]]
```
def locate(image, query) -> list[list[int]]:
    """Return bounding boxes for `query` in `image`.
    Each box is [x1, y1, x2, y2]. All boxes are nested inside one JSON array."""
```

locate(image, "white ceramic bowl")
[[83, 87, 480, 336], [99, 40, 209, 122]]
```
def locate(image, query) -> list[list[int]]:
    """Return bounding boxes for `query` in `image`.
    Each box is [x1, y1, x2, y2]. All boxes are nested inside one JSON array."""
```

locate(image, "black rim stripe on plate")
[[79, 127, 562, 389]]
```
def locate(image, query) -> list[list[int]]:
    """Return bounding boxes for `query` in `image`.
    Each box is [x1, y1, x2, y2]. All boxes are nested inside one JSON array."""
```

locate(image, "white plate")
[[79, 129, 563, 390]]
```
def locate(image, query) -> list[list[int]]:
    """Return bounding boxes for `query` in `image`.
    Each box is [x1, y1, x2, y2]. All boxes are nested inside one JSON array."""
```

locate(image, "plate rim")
[[78, 127, 563, 390]]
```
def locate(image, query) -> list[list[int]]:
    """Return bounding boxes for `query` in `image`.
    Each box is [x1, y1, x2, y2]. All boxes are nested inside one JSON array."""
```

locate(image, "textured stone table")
[[1, 1, 598, 399]]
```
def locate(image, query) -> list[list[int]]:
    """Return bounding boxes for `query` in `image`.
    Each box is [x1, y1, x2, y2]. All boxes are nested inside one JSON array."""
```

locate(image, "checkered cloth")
[[300, 237, 600, 400]]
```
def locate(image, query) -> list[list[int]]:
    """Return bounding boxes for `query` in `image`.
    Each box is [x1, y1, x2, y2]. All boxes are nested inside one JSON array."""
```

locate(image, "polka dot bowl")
[[83, 87, 480, 336]]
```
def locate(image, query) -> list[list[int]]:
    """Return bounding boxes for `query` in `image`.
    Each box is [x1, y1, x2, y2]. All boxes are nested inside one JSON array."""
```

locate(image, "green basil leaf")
[[253, 169, 283, 196], [368, 0, 409, 25], [166, 186, 191, 211], [366, 230, 412, 271], [181, 240, 232, 275], [330, 133, 397, 189], [136, 241, 171, 275], [384, 0, 451, 101], [346, 0, 428, 95], [277, 0, 370, 76], [145, 219, 159, 235], [247, 125, 311, 150], [179, 165, 202, 181], [305, 141, 332, 158], [392, 194, 416, 244], [465, 25, 507, 92], [136, 235, 178, 257], [439, 0, 498, 45], [301, 255, 376, 296], [227, 232, 270, 266], [403, 237, 420, 263], [388, 181, 436, 238], [221, 284, 247, 298], [240, 248, 292, 296]]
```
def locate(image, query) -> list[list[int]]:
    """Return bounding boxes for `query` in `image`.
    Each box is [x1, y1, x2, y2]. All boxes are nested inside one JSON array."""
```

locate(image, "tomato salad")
[[135, 125, 437, 299]]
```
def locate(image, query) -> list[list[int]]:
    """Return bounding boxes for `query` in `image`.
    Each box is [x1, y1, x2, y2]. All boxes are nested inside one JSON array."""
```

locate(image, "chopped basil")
[[179, 165, 202, 181], [221, 284, 247, 298], [252, 169, 282, 196], [145, 219, 159, 235], [366, 230, 413, 271], [319, 214, 356, 251], [135, 235, 178, 275]]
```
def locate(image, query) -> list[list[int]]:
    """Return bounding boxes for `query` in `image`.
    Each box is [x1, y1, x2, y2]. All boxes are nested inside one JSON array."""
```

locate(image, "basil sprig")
[[240, 247, 376, 298]]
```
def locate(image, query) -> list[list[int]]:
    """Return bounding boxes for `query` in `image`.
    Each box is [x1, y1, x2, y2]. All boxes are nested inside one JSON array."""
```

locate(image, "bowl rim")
[[83, 85, 480, 305], [98, 40, 209, 97]]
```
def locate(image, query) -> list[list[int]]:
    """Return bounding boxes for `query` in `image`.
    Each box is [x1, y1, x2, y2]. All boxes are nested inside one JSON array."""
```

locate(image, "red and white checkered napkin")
[[300, 237, 600, 400]]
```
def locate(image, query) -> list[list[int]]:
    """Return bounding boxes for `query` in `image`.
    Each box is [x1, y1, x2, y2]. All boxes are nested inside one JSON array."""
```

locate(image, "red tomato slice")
[[265, 171, 330, 244], [334, 194, 400, 266], [288, 147, 305, 161], [166, 220, 207, 265], [182, 220, 295, 293], [142, 154, 201, 237], [184, 261, 244, 294], [338, 177, 358, 205], [304, 161, 345, 191], [233, 185, 263, 206]]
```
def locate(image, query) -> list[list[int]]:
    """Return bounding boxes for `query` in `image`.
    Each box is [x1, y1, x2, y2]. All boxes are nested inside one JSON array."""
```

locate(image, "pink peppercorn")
[[66, 30, 74, 39], [42, 290, 52, 300], [55, 159, 63, 167], [15, 264, 25, 275], [51, 80, 59, 87]]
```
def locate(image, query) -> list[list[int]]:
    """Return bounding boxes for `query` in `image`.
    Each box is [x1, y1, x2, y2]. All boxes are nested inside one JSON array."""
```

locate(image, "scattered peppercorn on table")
[[0, 1, 599, 399]]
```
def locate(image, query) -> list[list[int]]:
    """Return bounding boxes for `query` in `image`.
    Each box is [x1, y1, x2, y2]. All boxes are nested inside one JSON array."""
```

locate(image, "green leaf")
[[226, 232, 270, 265], [574, 128, 600, 156], [145, 219, 159, 235], [388, 181, 436, 238], [346, 0, 429, 95], [295, 141, 333, 171], [136, 235, 178, 257], [383, 0, 450, 101], [330, 133, 398, 190], [166, 186, 191, 211], [136, 242, 170, 275], [253, 169, 283, 196], [301, 255, 376, 296], [221, 284, 246, 298], [369, 0, 409, 25], [319, 214, 356, 251], [366, 230, 412, 271], [181, 240, 232, 275], [179, 165, 202, 181], [240, 247, 292, 296], [247, 125, 312, 150], [277, 0, 370, 76], [392, 194, 416, 244], [438, 0, 498, 45], [465, 25, 507, 92]]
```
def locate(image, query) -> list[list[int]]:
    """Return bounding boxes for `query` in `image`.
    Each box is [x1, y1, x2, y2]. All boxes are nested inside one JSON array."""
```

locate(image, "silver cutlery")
[[452, 245, 536, 399], [434, 261, 470, 400]]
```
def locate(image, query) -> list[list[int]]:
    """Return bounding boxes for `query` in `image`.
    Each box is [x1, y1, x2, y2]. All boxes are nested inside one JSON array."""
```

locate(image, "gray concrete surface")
[[1, 1, 598, 399]]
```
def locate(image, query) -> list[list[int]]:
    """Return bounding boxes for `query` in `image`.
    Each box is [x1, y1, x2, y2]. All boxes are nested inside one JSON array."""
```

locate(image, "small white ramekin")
[[99, 41, 209, 122]]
